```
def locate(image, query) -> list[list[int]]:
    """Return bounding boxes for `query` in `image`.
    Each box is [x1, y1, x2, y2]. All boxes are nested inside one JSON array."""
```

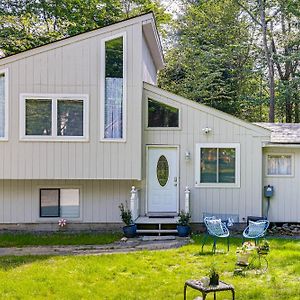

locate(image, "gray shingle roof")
[[255, 122, 300, 143]]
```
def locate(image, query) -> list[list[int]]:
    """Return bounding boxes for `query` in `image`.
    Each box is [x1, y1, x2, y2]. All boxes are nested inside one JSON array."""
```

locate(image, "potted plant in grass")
[[118, 202, 136, 238], [257, 239, 270, 255], [176, 210, 191, 237], [208, 263, 219, 286], [236, 241, 255, 265]]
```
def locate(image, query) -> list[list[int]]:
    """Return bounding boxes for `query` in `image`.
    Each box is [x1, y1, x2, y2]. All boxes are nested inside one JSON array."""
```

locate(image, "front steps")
[[135, 216, 179, 236]]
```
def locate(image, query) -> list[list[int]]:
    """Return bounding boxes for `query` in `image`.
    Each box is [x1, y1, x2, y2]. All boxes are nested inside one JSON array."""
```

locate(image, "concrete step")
[[137, 229, 177, 234]]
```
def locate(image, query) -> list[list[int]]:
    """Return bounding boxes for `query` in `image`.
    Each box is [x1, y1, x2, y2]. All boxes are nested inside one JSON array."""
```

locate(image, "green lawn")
[[0, 232, 121, 247], [0, 235, 299, 299]]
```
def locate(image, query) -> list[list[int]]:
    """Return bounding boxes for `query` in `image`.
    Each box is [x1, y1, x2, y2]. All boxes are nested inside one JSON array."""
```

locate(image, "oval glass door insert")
[[157, 155, 169, 187]]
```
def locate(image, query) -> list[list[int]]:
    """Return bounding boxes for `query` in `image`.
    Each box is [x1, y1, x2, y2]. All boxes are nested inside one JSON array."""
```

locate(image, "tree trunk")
[[258, 0, 275, 122], [294, 103, 299, 123]]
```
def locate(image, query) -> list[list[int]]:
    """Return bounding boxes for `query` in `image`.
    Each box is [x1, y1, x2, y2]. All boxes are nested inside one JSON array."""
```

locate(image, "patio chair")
[[201, 217, 230, 253], [242, 220, 270, 245]]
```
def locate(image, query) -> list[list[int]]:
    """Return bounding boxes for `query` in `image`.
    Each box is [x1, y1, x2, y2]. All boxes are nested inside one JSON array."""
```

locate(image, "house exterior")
[[0, 13, 297, 232]]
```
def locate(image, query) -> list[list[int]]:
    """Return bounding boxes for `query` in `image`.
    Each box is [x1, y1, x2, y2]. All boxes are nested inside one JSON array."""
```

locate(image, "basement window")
[[40, 188, 80, 218]]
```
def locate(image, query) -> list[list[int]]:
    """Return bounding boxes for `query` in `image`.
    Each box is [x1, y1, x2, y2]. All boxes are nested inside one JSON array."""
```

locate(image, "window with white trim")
[[267, 154, 292, 176], [195, 143, 240, 187], [40, 188, 80, 218], [20, 94, 88, 140], [101, 33, 126, 140], [0, 69, 8, 139]]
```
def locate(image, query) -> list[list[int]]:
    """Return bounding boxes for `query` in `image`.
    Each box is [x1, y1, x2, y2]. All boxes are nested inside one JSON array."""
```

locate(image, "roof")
[[0, 12, 164, 70], [144, 83, 271, 136], [255, 123, 300, 144]]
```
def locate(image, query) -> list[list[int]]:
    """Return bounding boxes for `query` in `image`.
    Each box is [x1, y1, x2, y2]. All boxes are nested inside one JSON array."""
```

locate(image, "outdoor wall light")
[[202, 127, 212, 134], [185, 151, 191, 161]]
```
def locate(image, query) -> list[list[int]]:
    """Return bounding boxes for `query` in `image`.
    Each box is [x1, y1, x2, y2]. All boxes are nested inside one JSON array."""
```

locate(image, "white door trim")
[[146, 145, 180, 215]]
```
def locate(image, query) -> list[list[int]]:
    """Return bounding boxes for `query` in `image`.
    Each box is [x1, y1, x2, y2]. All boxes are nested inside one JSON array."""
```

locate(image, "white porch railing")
[[130, 186, 140, 221], [184, 186, 190, 213]]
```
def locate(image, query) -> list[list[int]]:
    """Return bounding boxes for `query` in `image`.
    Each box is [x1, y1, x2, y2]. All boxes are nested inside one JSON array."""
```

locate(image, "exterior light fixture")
[[185, 151, 191, 161], [202, 127, 212, 134]]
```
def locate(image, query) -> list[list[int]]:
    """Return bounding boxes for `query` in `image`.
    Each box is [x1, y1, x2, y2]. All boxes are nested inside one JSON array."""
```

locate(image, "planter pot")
[[237, 252, 251, 265], [209, 274, 219, 286], [177, 225, 190, 237], [122, 224, 137, 238]]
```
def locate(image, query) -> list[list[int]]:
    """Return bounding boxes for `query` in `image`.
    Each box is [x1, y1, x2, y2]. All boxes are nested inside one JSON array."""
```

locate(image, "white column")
[[130, 186, 138, 221], [184, 186, 190, 213]]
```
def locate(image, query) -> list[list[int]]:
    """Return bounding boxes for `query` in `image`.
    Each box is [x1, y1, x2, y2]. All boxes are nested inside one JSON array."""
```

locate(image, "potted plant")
[[118, 202, 136, 238], [257, 239, 270, 255], [208, 263, 219, 286], [176, 210, 191, 237], [236, 241, 255, 265]]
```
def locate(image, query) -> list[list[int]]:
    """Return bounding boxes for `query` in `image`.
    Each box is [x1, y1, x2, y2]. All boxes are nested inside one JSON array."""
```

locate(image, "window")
[[148, 99, 179, 128], [195, 143, 240, 187], [0, 69, 8, 140], [267, 154, 292, 176], [40, 189, 80, 218], [20, 94, 88, 140], [101, 33, 126, 140]]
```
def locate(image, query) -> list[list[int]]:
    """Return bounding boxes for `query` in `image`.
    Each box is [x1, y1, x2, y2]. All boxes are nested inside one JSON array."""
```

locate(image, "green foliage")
[[159, 0, 268, 120], [177, 210, 191, 226], [118, 202, 133, 226], [0, 236, 299, 299], [0, 0, 170, 57]]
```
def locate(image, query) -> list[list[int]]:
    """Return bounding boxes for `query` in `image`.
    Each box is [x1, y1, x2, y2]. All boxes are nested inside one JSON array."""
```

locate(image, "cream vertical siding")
[[0, 179, 139, 223], [143, 84, 270, 223], [263, 147, 300, 222], [142, 35, 157, 85], [0, 19, 149, 180]]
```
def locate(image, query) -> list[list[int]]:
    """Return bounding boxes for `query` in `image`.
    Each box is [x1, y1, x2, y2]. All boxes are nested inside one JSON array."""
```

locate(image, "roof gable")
[[144, 82, 271, 136]]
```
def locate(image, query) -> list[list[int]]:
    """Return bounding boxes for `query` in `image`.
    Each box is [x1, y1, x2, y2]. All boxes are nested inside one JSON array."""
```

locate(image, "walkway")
[[0, 236, 190, 256]]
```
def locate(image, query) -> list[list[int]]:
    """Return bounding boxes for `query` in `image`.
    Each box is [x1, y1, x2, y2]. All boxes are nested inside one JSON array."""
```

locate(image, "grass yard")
[[0, 235, 299, 299], [0, 232, 121, 247]]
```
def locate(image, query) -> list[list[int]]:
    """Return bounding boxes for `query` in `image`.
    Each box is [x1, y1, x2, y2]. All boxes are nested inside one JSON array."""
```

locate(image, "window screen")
[[57, 100, 83, 136], [40, 189, 59, 217], [104, 36, 124, 139], [25, 99, 52, 135], [148, 99, 179, 127], [267, 155, 292, 175]]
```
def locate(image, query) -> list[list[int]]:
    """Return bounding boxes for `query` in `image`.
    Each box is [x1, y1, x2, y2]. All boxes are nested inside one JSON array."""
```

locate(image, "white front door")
[[147, 146, 178, 215]]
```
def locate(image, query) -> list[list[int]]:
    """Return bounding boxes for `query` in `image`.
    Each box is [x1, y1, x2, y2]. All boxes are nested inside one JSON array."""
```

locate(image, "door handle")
[[174, 177, 178, 186]]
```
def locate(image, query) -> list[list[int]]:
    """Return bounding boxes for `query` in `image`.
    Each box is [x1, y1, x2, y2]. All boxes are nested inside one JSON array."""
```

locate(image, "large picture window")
[[148, 99, 179, 128], [0, 69, 8, 139], [20, 94, 88, 140], [267, 154, 292, 176], [40, 188, 80, 218], [101, 33, 126, 140], [195, 143, 240, 187]]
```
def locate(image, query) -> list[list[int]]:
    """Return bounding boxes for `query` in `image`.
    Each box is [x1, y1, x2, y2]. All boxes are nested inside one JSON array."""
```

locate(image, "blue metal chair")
[[201, 217, 230, 253], [242, 220, 270, 245]]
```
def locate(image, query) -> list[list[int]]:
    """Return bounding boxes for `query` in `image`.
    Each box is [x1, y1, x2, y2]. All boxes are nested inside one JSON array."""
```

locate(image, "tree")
[[0, 0, 170, 57], [159, 0, 263, 119], [236, 0, 300, 122]]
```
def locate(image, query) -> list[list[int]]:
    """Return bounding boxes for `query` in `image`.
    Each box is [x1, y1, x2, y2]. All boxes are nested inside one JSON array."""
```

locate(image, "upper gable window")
[[148, 99, 179, 128], [101, 33, 126, 141], [20, 94, 88, 141], [0, 69, 8, 140]]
